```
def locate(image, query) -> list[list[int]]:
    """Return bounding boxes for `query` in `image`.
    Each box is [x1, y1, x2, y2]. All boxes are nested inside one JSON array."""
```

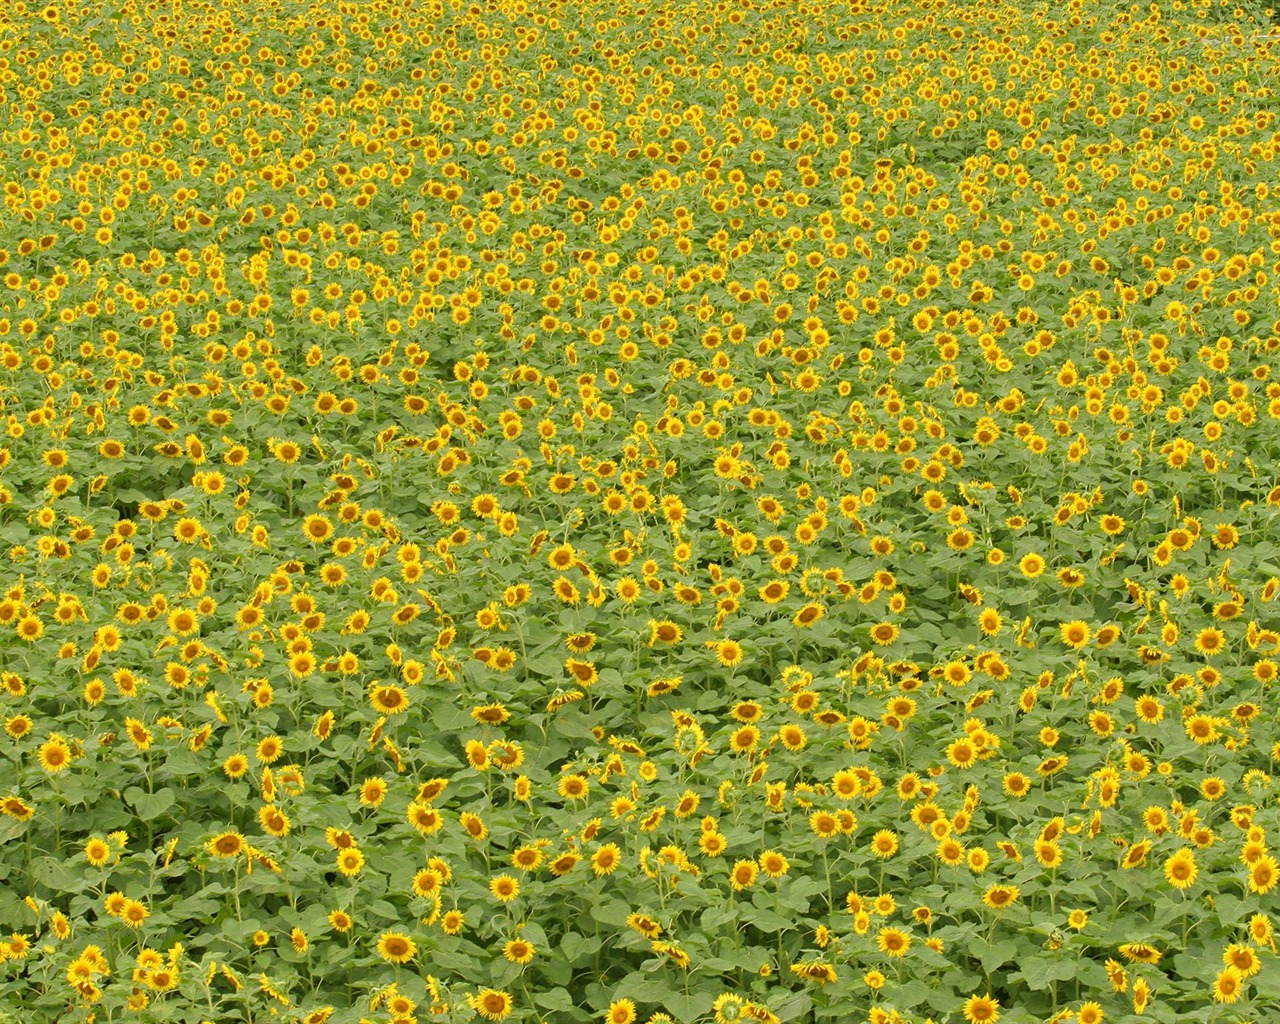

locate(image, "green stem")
[[821, 845, 833, 914]]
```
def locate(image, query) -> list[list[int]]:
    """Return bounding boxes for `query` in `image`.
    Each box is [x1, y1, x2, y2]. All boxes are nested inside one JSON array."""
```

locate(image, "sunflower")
[[789, 961, 838, 984], [730, 725, 759, 754], [792, 602, 825, 627], [1248, 855, 1278, 894], [605, 998, 637, 1024], [1018, 553, 1046, 577], [937, 838, 966, 866], [368, 686, 407, 716], [412, 868, 444, 899], [626, 913, 662, 940], [699, 831, 728, 857], [648, 619, 683, 645], [591, 843, 621, 876], [759, 849, 790, 877], [759, 579, 790, 603], [459, 812, 488, 841], [1034, 839, 1063, 869], [502, 938, 535, 965], [869, 621, 900, 645], [37, 736, 72, 774], [946, 738, 978, 769], [376, 932, 417, 965], [935, 659, 969, 687], [1223, 943, 1261, 977], [336, 848, 364, 877], [715, 639, 744, 667], [468, 989, 513, 1021], [84, 837, 113, 866], [730, 859, 759, 891], [982, 885, 1019, 910], [255, 735, 284, 764], [876, 927, 910, 957], [962, 994, 1000, 1024], [1193, 626, 1227, 656], [103, 891, 129, 918], [548, 852, 579, 876], [1212, 966, 1245, 1003], [1059, 619, 1090, 648], [207, 832, 244, 859], [1118, 943, 1162, 964], [1163, 849, 1197, 889], [357, 777, 389, 808], [1099, 514, 1126, 535], [1131, 975, 1152, 1013], [1211, 523, 1240, 549], [258, 805, 291, 837], [1185, 714, 1222, 745], [870, 830, 899, 858]]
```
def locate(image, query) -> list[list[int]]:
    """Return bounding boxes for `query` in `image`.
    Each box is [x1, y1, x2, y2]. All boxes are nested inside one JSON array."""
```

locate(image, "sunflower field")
[[3, 0, 1280, 1021]]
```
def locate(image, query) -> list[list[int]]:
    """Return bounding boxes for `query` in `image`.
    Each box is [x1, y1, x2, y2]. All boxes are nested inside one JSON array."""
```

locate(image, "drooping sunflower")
[[1118, 943, 1162, 964]]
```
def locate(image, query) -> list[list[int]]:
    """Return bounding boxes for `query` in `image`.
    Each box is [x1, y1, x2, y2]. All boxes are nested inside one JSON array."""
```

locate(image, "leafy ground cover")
[[3, 0, 1280, 1021]]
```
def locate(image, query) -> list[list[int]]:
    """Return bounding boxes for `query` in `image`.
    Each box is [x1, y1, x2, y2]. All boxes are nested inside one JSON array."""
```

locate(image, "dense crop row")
[[3, 0, 1280, 1022]]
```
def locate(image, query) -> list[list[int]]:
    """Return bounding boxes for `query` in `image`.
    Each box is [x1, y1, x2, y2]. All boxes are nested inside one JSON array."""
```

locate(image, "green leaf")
[[1014, 954, 1077, 991], [535, 988, 577, 1012], [124, 785, 177, 820], [667, 991, 714, 1024], [429, 945, 480, 974], [0, 818, 28, 844], [771, 991, 813, 1022], [170, 894, 221, 920], [1212, 892, 1249, 927], [490, 958, 524, 988], [589, 898, 633, 928], [700, 904, 737, 930], [625, 974, 680, 1002], [1251, 958, 1280, 1000], [895, 979, 938, 1009], [561, 931, 595, 963], [740, 906, 794, 933], [33, 856, 83, 892], [972, 937, 1019, 974]]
